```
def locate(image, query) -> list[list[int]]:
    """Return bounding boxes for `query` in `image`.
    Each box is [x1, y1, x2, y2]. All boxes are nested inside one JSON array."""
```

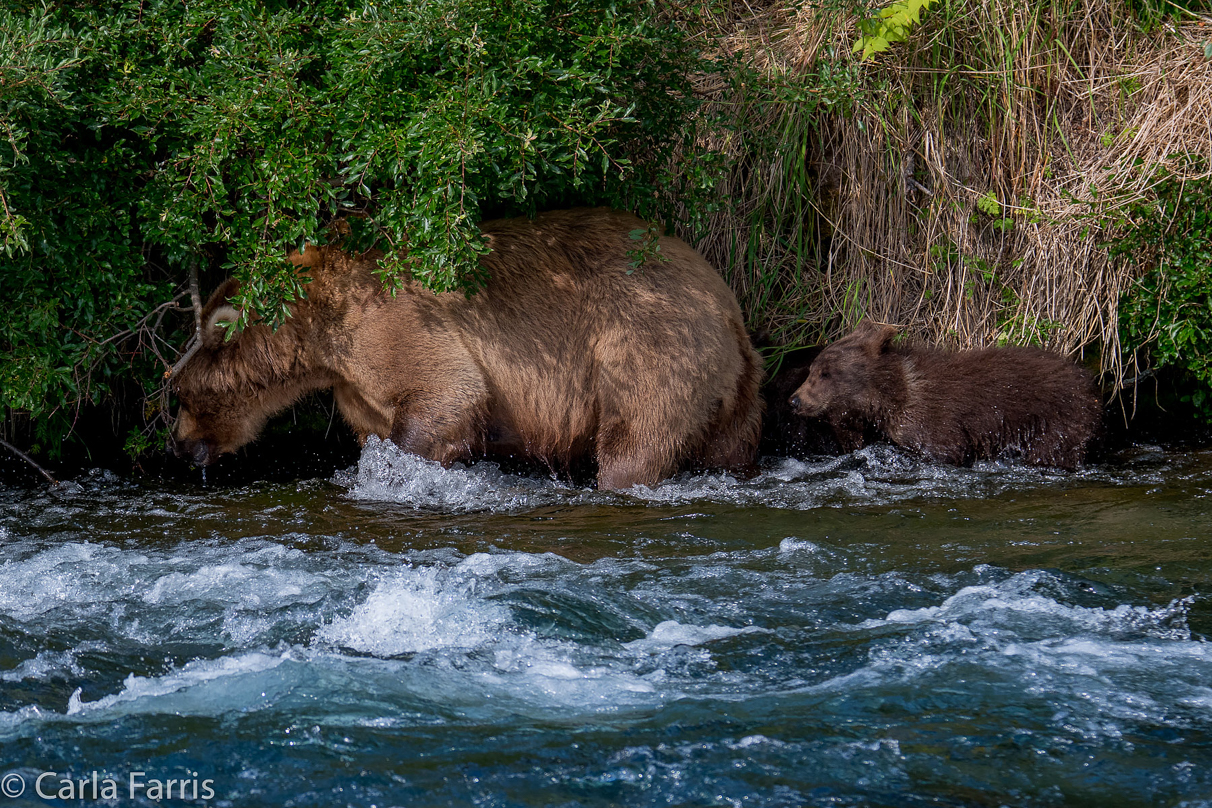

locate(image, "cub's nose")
[[789, 395, 802, 411]]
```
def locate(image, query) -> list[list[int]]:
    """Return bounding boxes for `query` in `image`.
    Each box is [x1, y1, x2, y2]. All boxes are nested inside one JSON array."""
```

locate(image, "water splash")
[[339, 437, 1176, 514], [622, 620, 769, 653], [337, 436, 588, 513], [316, 566, 509, 655]]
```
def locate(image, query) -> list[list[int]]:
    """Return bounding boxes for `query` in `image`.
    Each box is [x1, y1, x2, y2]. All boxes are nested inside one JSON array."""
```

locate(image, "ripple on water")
[[0, 538, 1205, 739]]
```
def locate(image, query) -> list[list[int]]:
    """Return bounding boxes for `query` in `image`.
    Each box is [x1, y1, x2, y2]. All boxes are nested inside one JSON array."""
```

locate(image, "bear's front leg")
[[594, 418, 681, 491], [829, 421, 867, 453], [388, 391, 487, 466], [596, 446, 678, 491]]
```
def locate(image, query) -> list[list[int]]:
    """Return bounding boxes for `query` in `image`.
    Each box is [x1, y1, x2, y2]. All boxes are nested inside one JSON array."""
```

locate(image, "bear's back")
[[897, 345, 1101, 467], [446, 207, 750, 403], [417, 208, 760, 475]]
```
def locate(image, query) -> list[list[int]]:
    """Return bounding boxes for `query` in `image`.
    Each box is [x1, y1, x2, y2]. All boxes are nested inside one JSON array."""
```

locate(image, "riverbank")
[[4, 0, 1211, 477]]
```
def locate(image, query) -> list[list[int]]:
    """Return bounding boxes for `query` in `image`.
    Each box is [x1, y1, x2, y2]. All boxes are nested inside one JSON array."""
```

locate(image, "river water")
[[1, 437, 1210, 806]]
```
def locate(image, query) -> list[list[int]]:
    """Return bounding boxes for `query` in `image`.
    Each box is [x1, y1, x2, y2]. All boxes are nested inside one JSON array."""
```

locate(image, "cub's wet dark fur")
[[790, 321, 1102, 468]]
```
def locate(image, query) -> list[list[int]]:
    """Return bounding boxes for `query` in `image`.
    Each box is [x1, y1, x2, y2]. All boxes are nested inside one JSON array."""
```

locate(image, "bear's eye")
[[819, 370, 831, 380]]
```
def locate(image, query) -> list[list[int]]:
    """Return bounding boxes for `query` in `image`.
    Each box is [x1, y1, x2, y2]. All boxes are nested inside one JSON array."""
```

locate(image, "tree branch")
[[188, 257, 203, 335], [0, 438, 58, 486], [166, 259, 204, 380]]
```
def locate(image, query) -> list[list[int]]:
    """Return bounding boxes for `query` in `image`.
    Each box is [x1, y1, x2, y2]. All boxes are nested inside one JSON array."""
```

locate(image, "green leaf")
[[976, 192, 1001, 216], [853, 0, 939, 60]]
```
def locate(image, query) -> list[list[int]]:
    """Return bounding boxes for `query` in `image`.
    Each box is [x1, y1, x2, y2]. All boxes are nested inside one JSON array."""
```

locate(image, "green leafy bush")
[[0, 0, 717, 456], [1125, 0, 1211, 31], [1116, 171, 1212, 419], [1, 6, 166, 451], [108, 0, 710, 313]]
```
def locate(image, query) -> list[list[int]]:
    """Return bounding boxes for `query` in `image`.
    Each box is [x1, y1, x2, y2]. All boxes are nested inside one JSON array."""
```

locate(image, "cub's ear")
[[874, 324, 898, 353], [853, 320, 898, 354], [203, 304, 241, 347]]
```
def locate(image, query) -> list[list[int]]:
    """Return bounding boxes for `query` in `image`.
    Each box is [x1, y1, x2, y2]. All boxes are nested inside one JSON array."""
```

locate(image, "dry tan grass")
[[679, 0, 1212, 387]]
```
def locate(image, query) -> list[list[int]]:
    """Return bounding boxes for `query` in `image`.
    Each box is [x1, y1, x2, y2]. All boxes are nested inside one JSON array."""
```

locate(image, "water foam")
[[310, 555, 671, 712], [341, 435, 1107, 514], [623, 620, 769, 653], [0, 535, 684, 726], [317, 566, 509, 655], [339, 436, 583, 513], [800, 570, 1212, 739], [334, 433, 1212, 519], [866, 571, 1193, 642], [0, 649, 87, 682], [486, 636, 660, 707], [457, 551, 573, 578], [65, 650, 293, 717], [0, 542, 150, 619], [632, 446, 1084, 511]]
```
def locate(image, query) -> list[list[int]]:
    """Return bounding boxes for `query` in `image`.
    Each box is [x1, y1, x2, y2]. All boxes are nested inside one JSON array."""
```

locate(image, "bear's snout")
[[170, 435, 216, 467], [789, 388, 826, 418], [790, 392, 816, 416]]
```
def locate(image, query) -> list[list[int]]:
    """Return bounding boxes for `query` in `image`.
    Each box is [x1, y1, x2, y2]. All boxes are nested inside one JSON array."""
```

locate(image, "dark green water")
[[1, 439, 1210, 806]]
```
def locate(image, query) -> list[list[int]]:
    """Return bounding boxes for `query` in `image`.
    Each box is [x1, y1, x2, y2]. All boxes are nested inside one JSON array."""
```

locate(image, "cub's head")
[[168, 279, 272, 466], [789, 321, 898, 418]]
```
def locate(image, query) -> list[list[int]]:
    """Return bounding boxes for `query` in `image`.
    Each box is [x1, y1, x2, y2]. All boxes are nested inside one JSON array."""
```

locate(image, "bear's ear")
[[854, 321, 898, 354], [287, 243, 324, 268], [204, 305, 241, 347], [874, 324, 898, 353]]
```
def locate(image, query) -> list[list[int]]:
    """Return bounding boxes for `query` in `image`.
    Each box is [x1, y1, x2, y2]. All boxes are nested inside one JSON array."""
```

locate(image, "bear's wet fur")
[[170, 208, 763, 490], [759, 347, 847, 457], [789, 321, 1102, 468]]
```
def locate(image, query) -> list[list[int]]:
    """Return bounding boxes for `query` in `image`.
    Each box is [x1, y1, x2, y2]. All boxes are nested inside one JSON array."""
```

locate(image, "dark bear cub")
[[788, 321, 1102, 469]]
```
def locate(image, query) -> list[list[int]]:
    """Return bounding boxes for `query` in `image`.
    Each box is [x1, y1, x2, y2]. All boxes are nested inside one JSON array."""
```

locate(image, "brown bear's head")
[[166, 244, 361, 467], [789, 321, 898, 419], [168, 278, 280, 466]]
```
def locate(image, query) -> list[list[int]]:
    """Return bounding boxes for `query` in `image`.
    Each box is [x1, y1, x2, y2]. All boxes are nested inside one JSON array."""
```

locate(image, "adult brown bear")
[[788, 321, 1102, 468], [169, 209, 763, 490]]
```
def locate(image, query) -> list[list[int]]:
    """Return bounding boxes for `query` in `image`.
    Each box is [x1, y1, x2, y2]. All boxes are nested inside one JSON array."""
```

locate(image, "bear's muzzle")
[[168, 434, 216, 466]]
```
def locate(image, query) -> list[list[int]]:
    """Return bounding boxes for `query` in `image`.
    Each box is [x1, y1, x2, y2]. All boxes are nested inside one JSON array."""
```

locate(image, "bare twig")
[[0, 438, 58, 486], [188, 257, 203, 334], [165, 260, 204, 380], [165, 335, 202, 380], [91, 295, 189, 351]]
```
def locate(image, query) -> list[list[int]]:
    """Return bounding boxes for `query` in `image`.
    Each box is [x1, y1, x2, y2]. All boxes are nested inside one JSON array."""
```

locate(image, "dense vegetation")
[[1117, 172, 1212, 419], [0, 0, 714, 459], [2, 0, 1211, 472]]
